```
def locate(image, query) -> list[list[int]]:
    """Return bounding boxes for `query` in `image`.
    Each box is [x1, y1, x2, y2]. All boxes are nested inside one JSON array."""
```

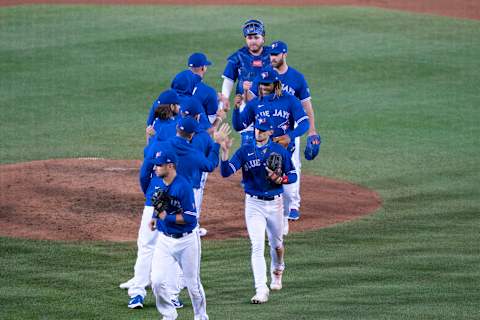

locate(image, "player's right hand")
[[243, 81, 252, 92], [234, 94, 243, 109], [146, 125, 155, 137], [149, 218, 157, 231], [218, 93, 230, 112]]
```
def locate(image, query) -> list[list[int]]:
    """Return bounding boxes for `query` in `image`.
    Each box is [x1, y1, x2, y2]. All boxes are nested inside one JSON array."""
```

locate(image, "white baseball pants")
[[283, 136, 301, 214], [151, 230, 208, 320], [245, 194, 285, 292], [193, 172, 208, 219], [128, 206, 180, 299]]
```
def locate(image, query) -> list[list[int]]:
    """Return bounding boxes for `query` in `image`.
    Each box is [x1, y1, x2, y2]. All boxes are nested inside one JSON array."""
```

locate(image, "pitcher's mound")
[[0, 159, 381, 241]]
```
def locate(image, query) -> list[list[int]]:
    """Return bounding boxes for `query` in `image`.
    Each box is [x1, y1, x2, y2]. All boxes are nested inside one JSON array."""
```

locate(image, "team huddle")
[[119, 19, 321, 320]]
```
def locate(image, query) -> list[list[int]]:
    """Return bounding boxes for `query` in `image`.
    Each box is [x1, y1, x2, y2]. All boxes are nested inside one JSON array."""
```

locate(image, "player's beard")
[[248, 44, 262, 54], [271, 57, 284, 69]]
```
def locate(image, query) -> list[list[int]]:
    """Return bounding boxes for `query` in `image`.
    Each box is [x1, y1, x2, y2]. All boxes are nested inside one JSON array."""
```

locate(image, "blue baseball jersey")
[[220, 141, 297, 197], [171, 69, 202, 97], [151, 174, 198, 234], [193, 82, 219, 122], [232, 93, 309, 151], [250, 66, 311, 103], [190, 129, 216, 187], [223, 46, 272, 94], [144, 116, 179, 158], [140, 136, 220, 193]]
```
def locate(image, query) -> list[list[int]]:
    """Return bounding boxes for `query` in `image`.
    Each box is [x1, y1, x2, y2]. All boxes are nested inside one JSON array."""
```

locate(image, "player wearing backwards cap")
[[220, 116, 297, 304], [220, 19, 272, 146], [248, 40, 322, 223], [148, 148, 209, 320], [232, 69, 309, 234]]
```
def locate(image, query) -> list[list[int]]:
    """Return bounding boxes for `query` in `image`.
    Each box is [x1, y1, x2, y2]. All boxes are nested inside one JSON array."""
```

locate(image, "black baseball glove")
[[151, 188, 173, 217], [265, 152, 283, 184]]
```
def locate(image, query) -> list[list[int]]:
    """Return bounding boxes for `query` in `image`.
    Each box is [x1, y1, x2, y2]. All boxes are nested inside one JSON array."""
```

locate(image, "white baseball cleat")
[[270, 269, 283, 291], [119, 278, 135, 289], [250, 289, 269, 304], [199, 227, 208, 237]]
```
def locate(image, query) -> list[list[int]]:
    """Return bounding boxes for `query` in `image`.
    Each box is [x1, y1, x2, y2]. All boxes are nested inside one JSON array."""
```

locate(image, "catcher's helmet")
[[243, 19, 265, 37]]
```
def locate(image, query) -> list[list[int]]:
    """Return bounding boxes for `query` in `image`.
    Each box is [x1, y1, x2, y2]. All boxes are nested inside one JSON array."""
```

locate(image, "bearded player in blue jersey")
[[148, 149, 209, 320], [220, 19, 272, 146], [220, 116, 297, 304], [247, 40, 322, 224]]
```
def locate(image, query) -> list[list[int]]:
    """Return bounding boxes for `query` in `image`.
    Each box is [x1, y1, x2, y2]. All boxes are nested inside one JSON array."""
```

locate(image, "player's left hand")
[[273, 134, 291, 148], [304, 133, 321, 160], [213, 123, 232, 144]]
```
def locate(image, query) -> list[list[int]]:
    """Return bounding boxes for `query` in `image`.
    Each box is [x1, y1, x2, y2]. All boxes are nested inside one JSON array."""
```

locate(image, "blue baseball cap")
[[270, 40, 288, 55], [243, 19, 265, 37], [254, 116, 274, 131], [152, 148, 177, 165], [156, 89, 180, 105], [177, 116, 199, 134], [188, 52, 212, 68], [256, 69, 279, 84], [180, 97, 203, 117]]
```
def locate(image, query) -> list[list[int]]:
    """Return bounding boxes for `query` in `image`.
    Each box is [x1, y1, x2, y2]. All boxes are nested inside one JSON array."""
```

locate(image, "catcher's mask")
[[243, 19, 265, 37]]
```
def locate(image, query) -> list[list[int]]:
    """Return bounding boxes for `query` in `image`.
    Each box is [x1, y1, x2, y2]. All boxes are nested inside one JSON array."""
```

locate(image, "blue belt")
[[163, 230, 193, 239], [248, 194, 281, 201]]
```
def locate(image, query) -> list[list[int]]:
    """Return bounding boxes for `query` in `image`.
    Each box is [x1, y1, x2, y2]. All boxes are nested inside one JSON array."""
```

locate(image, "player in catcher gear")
[[220, 116, 297, 304], [220, 19, 272, 146]]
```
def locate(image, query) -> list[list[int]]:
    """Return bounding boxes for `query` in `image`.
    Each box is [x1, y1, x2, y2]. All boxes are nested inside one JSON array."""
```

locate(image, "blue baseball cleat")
[[128, 295, 144, 309], [171, 297, 184, 309], [288, 209, 300, 221]]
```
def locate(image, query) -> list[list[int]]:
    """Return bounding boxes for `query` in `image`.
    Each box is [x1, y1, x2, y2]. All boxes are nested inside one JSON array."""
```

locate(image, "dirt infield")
[[0, 159, 381, 241], [0, 0, 478, 20]]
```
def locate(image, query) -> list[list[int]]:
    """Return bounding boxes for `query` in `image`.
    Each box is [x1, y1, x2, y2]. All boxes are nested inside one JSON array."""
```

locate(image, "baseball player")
[[171, 54, 215, 133], [249, 40, 322, 222], [125, 142, 183, 309], [220, 116, 297, 304], [219, 19, 272, 146], [231, 69, 309, 235], [187, 52, 222, 128], [180, 97, 221, 236], [144, 89, 181, 158], [148, 148, 209, 320], [145, 89, 181, 146]]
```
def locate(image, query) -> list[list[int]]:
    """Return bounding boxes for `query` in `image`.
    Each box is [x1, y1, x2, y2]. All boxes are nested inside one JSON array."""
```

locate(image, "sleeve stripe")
[[300, 97, 312, 103], [184, 211, 198, 217], [295, 116, 309, 125], [229, 163, 237, 173], [221, 75, 234, 81]]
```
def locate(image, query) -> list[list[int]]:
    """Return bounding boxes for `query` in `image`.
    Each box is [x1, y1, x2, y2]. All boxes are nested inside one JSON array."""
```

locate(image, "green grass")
[[1, 4, 480, 320]]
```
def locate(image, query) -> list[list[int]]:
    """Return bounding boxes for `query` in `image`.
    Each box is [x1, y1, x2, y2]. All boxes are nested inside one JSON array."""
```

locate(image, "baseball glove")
[[265, 152, 283, 183], [304, 134, 321, 161], [151, 188, 172, 217]]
